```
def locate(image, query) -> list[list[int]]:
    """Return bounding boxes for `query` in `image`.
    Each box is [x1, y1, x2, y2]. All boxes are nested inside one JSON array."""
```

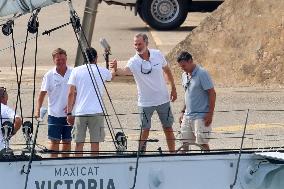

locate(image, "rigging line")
[[10, 21, 24, 127], [23, 12, 40, 189], [80, 28, 125, 133], [130, 124, 144, 189], [230, 109, 250, 189], [68, 4, 118, 148], [70, 20, 117, 149], [31, 27, 38, 138], [1, 14, 69, 53], [0, 34, 37, 53], [78, 26, 118, 137], [15, 27, 31, 126]]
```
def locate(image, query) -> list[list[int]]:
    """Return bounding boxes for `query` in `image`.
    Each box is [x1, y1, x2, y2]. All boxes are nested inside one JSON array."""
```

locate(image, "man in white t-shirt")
[[110, 33, 177, 153], [0, 87, 22, 150], [67, 47, 113, 157], [35, 48, 72, 158]]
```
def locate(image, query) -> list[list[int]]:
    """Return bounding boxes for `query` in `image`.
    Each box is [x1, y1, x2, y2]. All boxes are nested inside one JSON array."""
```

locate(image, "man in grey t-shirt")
[[177, 51, 216, 151]]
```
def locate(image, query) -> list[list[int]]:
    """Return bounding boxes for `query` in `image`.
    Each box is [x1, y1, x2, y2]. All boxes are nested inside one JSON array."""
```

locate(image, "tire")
[[137, 8, 145, 22], [141, 0, 188, 30]]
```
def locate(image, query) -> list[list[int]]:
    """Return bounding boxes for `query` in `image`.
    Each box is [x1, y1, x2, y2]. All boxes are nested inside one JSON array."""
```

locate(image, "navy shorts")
[[47, 115, 72, 141]]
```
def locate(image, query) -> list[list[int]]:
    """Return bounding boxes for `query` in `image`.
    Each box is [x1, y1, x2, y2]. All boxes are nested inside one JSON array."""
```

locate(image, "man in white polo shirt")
[[0, 87, 22, 150], [35, 48, 72, 158], [110, 33, 177, 153], [67, 47, 112, 157]]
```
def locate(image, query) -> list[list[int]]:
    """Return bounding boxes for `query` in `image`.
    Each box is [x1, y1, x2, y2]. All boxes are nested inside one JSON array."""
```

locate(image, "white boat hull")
[[1, 152, 283, 189]]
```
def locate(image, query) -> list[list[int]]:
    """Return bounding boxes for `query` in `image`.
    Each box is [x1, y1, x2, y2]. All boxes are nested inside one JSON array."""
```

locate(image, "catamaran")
[[0, 1, 283, 189]]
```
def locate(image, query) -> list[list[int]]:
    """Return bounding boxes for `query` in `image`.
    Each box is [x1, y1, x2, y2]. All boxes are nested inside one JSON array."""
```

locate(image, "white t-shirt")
[[0, 103, 19, 150], [41, 67, 72, 117], [68, 64, 112, 115], [126, 49, 170, 107]]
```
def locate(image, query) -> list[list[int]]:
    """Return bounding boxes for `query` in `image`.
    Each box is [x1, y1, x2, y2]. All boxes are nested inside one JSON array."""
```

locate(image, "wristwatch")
[[67, 112, 72, 116]]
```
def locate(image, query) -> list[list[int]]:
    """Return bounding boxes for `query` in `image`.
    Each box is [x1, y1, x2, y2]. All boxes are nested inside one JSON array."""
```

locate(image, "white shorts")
[[180, 117, 212, 144]]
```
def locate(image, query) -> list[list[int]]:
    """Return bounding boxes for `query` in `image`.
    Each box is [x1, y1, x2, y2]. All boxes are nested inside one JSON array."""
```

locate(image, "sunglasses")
[[140, 60, 152, 74], [0, 87, 7, 98], [184, 75, 191, 91]]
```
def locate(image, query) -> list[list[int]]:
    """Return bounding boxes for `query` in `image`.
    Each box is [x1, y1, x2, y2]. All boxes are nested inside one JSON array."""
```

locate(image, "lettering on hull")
[[35, 179, 115, 189]]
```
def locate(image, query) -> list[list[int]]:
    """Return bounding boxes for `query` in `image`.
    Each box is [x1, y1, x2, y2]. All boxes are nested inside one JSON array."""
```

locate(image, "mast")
[[74, 0, 100, 67]]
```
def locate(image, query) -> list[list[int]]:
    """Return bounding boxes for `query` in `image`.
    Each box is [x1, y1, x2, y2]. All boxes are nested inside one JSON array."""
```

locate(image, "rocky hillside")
[[167, 0, 284, 87]]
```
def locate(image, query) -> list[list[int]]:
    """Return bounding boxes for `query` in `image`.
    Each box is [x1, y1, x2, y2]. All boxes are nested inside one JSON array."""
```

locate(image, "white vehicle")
[[103, 0, 224, 30]]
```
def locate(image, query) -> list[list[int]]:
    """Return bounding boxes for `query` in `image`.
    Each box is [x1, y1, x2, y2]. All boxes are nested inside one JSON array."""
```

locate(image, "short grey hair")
[[135, 33, 148, 44]]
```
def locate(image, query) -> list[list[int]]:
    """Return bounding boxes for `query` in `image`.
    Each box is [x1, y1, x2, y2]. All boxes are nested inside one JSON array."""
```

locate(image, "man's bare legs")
[[49, 140, 60, 158], [74, 142, 99, 157], [139, 129, 150, 152], [139, 127, 175, 153], [61, 140, 71, 157], [75, 143, 84, 157], [91, 143, 99, 156], [163, 127, 175, 153]]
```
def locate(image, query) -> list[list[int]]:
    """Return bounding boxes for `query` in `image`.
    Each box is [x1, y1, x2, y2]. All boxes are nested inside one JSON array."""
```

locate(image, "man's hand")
[[204, 112, 213, 127], [34, 109, 40, 119], [170, 88, 177, 102], [109, 59, 118, 72], [67, 115, 75, 126], [64, 106, 67, 113]]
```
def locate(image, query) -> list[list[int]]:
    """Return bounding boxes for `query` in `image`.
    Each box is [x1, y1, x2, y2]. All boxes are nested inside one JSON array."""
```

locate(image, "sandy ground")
[[0, 2, 283, 156], [1, 66, 283, 155]]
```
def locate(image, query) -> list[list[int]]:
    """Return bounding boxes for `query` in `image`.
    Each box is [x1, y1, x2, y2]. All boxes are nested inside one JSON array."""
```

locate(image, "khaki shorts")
[[180, 117, 212, 144], [72, 114, 105, 143]]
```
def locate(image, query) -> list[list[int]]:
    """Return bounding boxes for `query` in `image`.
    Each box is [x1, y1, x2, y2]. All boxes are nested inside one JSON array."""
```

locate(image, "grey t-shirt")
[[182, 65, 214, 119]]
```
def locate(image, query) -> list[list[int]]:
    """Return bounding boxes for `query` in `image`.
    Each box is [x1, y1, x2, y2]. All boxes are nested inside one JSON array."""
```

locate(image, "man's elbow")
[[208, 88, 216, 99]]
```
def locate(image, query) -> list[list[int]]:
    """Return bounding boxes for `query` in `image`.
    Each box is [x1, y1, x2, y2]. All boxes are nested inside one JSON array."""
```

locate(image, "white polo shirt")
[[0, 103, 19, 150], [41, 67, 72, 117], [126, 49, 170, 107], [68, 64, 112, 115]]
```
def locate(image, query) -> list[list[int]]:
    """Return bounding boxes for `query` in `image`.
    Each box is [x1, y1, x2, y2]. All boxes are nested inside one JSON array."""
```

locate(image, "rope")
[[230, 109, 250, 189], [30, 24, 39, 145], [14, 28, 29, 126], [81, 28, 126, 134], [70, 12, 117, 149], [66, 0, 128, 150]]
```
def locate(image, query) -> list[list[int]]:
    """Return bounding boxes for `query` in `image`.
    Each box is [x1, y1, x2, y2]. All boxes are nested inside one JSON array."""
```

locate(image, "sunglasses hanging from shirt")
[[140, 60, 152, 74]]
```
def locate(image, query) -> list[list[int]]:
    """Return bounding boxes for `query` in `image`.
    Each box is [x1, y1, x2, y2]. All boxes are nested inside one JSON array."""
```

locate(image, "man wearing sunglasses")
[[0, 87, 22, 150], [110, 33, 177, 153], [177, 51, 216, 151]]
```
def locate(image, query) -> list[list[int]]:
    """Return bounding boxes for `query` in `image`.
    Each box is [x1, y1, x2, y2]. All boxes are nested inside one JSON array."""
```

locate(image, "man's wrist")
[[67, 112, 72, 116]]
